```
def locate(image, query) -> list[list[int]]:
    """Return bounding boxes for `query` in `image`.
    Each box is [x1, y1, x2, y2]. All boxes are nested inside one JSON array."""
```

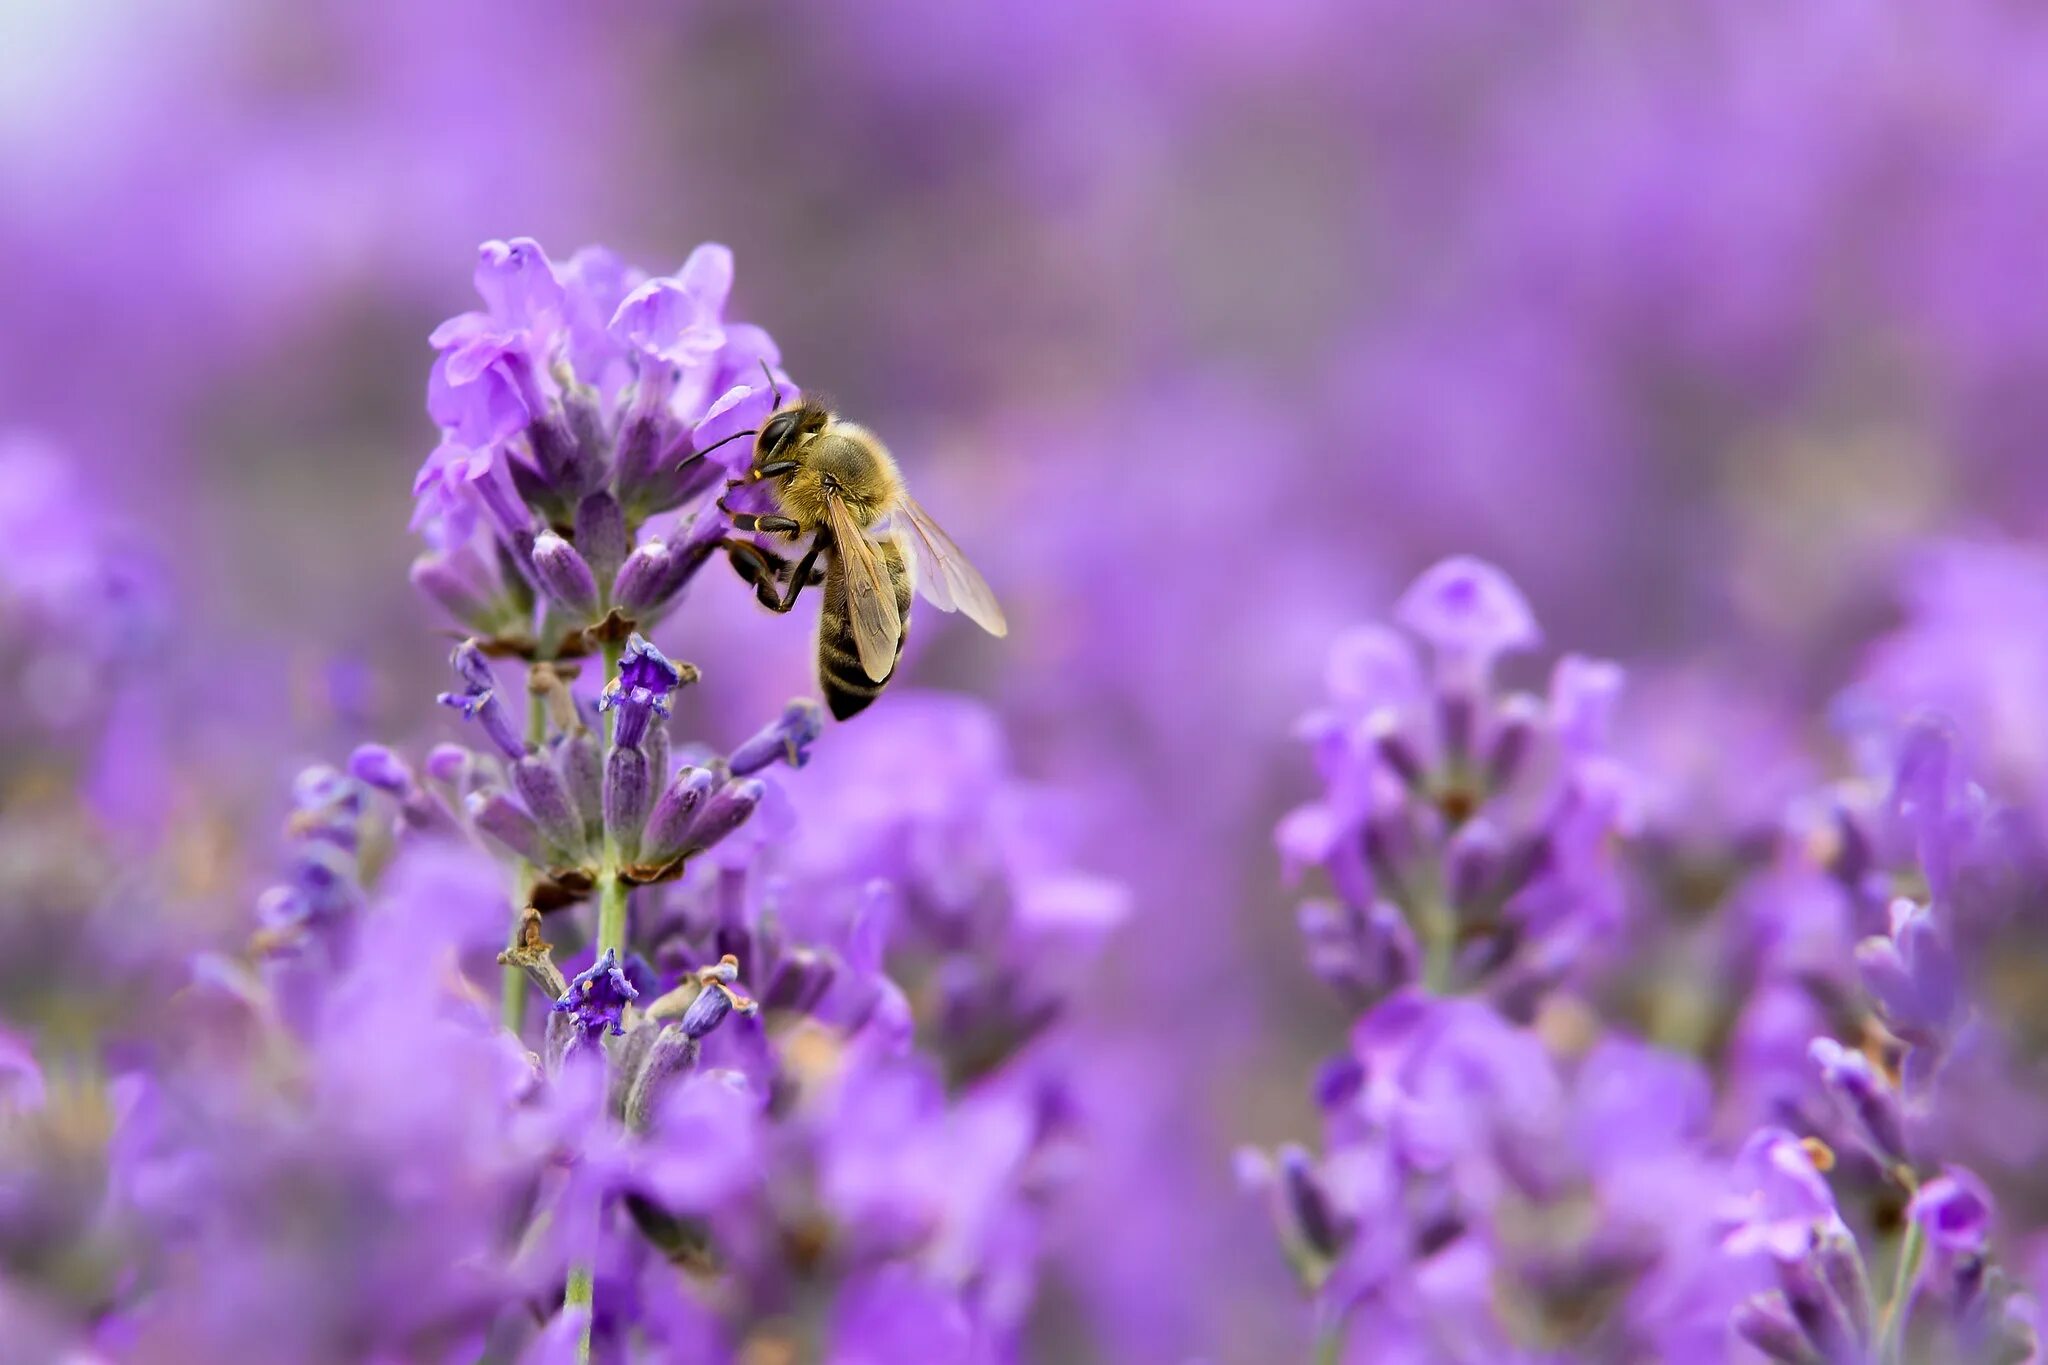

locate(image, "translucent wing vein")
[[899, 496, 1007, 637]]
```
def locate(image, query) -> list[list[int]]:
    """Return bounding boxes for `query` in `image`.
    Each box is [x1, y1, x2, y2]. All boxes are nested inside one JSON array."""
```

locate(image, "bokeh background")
[[10, 1, 2048, 1358]]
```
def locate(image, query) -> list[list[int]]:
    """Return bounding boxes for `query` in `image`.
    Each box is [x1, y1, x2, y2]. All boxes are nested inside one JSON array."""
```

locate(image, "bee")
[[711, 391, 1007, 720]]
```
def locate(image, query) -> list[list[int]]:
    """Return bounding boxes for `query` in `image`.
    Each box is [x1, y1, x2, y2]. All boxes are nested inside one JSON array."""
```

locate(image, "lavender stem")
[[564, 1265, 594, 1364], [501, 669, 552, 1034]]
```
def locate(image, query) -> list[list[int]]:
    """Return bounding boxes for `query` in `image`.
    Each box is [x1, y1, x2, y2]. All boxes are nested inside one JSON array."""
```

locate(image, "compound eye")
[[759, 411, 800, 461]]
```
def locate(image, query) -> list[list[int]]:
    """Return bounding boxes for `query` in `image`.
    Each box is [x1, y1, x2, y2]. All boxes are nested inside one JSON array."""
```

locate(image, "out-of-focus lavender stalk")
[[1245, 557, 2043, 1364]]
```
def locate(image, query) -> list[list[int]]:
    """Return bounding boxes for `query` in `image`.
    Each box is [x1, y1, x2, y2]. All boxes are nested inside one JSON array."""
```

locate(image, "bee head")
[[757, 408, 802, 463], [754, 399, 831, 470]]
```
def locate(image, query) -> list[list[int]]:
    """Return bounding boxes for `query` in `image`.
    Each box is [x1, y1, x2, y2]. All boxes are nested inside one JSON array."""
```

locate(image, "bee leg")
[[715, 459, 798, 498], [725, 540, 822, 614], [723, 540, 791, 611], [725, 511, 802, 536], [760, 543, 824, 612]]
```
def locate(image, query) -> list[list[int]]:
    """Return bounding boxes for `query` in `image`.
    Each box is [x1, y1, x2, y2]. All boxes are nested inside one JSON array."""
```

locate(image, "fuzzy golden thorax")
[[764, 414, 903, 535]]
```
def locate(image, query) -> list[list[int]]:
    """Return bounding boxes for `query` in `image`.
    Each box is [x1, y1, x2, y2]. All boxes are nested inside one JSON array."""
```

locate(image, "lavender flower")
[[1856, 898, 1963, 1059], [410, 237, 797, 644], [1394, 554, 1542, 691], [437, 639, 526, 760], [12, 229, 1127, 1364], [1278, 557, 1632, 1009], [598, 633, 690, 752], [554, 948, 639, 1042], [729, 698, 827, 775]]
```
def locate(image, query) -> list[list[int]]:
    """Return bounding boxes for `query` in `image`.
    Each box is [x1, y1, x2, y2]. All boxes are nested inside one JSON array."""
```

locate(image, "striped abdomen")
[[817, 535, 913, 720]]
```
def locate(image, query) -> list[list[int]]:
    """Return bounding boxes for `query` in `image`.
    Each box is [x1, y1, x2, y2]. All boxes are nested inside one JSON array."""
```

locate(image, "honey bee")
[[711, 391, 1007, 720]]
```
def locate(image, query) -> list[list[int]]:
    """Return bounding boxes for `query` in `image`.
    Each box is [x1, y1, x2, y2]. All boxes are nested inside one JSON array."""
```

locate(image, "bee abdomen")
[[819, 629, 888, 720], [817, 548, 913, 722], [817, 609, 908, 721]]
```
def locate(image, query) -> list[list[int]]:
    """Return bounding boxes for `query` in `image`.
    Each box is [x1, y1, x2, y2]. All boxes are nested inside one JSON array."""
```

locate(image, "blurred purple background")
[[10, 1, 2048, 1357]]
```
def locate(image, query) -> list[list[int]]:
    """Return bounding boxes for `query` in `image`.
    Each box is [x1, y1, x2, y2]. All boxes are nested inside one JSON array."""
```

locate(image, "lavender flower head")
[[410, 237, 795, 650], [1278, 555, 1633, 1011]]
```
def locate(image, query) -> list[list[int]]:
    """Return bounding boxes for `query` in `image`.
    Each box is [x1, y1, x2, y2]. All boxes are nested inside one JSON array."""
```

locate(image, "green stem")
[[499, 945, 528, 1032], [1419, 903, 1455, 994], [597, 873, 628, 961], [501, 678, 551, 1032], [567, 643, 627, 1365], [1312, 1320, 1345, 1365], [1881, 1219, 1925, 1364], [564, 1264, 595, 1363], [595, 636, 631, 960]]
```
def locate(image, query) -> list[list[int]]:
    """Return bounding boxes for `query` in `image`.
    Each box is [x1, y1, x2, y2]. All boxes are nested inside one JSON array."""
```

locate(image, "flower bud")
[[1446, 816, 1507, 912], [1809, 1038, 1910, 1168], [525, 410, 603, 500], [760, 947, 834, 1015], [352, 743, 457, 835], [610, 408, 672, 511], [1733, 1293, 1821, 1365], [468, 790, 551, 865], [573, 491, 629, 591], [410, 550, 506, 631], [640, 766, 715, 867], [1855, 897, 1960, 1057], [1367, 708, 1429, 791], [1298, 898, 1417, 1001], [1485, 692, 1545, 792], [558, 730, 603, 844], [605, 746, 652, 861], [1277, 1145, 1345, 1260], [613, 539, 677, 619], [623, 1027, 699, 1133], [346, 744, 412, 797], [675, 779, 764, 860], [729, 699, 825, 775], [512, 753, 587, 859], [531, 531, 600, 620], [424, 743, 473, 788]]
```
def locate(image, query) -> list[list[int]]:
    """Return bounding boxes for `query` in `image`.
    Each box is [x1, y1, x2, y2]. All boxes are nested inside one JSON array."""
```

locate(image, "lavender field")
[[6, 3, 2048, 1362]]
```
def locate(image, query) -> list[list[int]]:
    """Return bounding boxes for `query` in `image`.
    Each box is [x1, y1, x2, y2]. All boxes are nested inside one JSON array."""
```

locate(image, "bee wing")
[[896, 496, 1008, 637], [825, 491, 903, 681]]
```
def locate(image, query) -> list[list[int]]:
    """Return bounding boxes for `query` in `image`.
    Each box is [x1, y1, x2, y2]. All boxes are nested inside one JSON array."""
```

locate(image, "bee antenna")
[[684, 428, 759, 469], [759, 359, 784, 410]]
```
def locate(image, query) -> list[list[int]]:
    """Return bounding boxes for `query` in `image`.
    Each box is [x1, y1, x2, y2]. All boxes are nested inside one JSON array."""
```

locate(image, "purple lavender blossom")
[[1279, 557, 1632, 1010], [1394, 554, 1542, 690], [438, 639, 527, 759], [555, 949, 640, 1041], [599, 634, 689, 752], [1856, 898, 1963, 1057], [408, 236, 798, 647]]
